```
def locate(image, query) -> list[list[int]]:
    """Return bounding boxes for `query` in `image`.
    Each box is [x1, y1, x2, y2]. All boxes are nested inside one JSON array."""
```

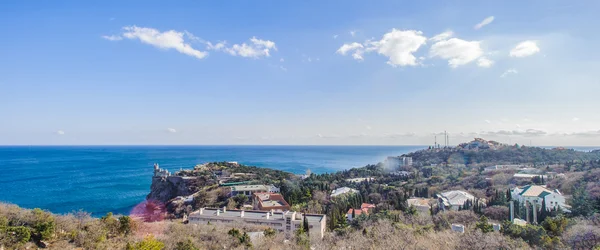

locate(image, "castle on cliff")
[[153, 163, 171, 177]]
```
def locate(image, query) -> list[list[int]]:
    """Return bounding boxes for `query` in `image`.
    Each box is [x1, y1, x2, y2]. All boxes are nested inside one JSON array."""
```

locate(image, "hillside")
[[404, 138, 600, 167]]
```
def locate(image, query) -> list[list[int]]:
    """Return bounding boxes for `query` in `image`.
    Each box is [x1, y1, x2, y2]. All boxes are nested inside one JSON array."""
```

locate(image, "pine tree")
[[303, 213, 309, 236]]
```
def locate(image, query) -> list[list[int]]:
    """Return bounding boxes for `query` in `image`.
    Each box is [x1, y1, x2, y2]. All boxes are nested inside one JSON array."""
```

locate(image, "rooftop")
[[190, 208, 325, 223], [231, 184, 273, 192]]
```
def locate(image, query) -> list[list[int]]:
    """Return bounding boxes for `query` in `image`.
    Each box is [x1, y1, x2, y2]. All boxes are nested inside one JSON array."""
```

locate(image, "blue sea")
[[0, 145, 423, 216]]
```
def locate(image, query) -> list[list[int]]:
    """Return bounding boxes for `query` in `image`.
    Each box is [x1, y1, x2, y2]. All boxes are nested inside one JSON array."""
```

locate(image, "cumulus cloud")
[[337, 42, 364, 55], [336, 42, 365, 61], [474, 16, 495, 30], [501, 68, 518, 77], [510, 40, 540, 57], [336, 29, 427, 66], [119, 26, 208, 59], [56, 130, 65, 135], [102, 35, 122, 41], [220, 37, 277, 58], [477, 57, 494, 68], [368, 29, 428, 66], [430, 37, 484, 67], [167, 128, 177, 133]]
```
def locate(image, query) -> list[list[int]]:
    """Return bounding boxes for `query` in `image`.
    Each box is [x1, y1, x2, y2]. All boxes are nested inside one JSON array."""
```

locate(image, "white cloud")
[[365, 125, 372, 130], [500, 68, 518, 77], [222, 37, 277, 58], [350, 30, 357, 37], [474, 16, 495, 30], [337, 42, 365, 60], [430, 38, 484, 67], [121, 26, 208, 59], [333, 34, 338, 39], [572, 117, 580, 122], [477, 57, 494, 68], [337, 42, 364, 55], [485, 120, 491, 124], [56, 130, 65, 135], [563, 130, 600, 137], [205, 41, 227, 50], [429, 31, 453, 42], [102, 35, 122, 41], [510, 40, 540, 57], [279, 66, 287, 71], [366, 29, 428, 66], [482, 129, 547, 137], [167, 128, 177, 133]]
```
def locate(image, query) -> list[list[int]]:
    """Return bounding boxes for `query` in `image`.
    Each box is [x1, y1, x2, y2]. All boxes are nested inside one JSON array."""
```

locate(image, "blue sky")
[[1, 1, 600, 145]]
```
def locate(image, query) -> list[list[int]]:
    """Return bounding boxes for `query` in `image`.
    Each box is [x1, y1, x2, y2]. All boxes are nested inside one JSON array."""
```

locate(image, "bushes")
[[126, 235, 164, 250], [6, 226, 31, 244]]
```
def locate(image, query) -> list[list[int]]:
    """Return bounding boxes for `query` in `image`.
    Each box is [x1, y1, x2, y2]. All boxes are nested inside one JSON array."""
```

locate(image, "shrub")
[[126, 235, 164, 250]]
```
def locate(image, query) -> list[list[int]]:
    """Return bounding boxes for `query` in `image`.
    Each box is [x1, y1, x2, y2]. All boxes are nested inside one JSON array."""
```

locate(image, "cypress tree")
[[303, 213, 309, 236]]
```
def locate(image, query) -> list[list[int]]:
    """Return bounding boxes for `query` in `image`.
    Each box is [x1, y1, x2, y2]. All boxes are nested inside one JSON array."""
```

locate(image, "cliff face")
[[146, 176, 198, 203]]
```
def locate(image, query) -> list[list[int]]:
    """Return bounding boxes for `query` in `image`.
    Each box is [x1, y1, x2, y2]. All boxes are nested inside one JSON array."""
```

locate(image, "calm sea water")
[[0, 145, 424, 216]]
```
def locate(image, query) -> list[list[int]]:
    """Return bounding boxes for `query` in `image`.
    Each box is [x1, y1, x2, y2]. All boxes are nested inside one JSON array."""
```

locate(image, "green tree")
[[119, 216, 134, 235], [263, 228, 276, 237], [7, 226, 31, 244], [303, 213, 310, 236], [571, 185, 595, 217], [32, 208, 55, 240], [175, 239, 199, 250], [239, 232, 252, 247], [475, 216, 493, 233], [126, 235, 164, 250]]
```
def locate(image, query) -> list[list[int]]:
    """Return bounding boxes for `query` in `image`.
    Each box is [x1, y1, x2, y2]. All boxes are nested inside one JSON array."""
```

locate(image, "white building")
[[331, 187, 358, 197], [188, 208, 326, 238], [436, 190, 476, 211], [511, 185, 570, 212], [230, 184, 280, 196], [386, 156, 413, 168]]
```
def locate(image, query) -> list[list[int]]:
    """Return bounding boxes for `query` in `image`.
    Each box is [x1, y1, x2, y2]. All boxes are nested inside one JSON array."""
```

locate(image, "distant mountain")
[[404, 138, 600, 166]]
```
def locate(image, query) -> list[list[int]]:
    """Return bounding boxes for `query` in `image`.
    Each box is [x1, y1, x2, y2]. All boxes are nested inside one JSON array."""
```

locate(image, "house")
[[346, 177, 374, 183], [483, 164, 528, 172], [347, 208, 368, 221], [331, 187, 358, 197], [347, 203, 375, 221], [230, 184, 280, 196], [436, 190, 476, 211], [188, 208, 327, 238], [385, 156, 413, 168], [407, 198, 435, 213], [511, 185, 570, 212], [252, 192, 290, 212], [360, 203, 376, 210], [390, 171, 413, 177]]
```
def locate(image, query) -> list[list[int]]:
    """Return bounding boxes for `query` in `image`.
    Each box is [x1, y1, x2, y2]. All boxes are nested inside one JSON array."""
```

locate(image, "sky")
[[1, 1, 600, 146]]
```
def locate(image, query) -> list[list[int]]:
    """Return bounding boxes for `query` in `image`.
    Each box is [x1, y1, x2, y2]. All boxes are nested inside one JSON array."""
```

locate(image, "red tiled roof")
[[347, 208, 369, 215], [360, 203, 375, 209]]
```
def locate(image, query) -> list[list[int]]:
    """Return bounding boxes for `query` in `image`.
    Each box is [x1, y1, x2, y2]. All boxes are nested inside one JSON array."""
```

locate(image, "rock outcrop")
[[146, 176, 198, 203]]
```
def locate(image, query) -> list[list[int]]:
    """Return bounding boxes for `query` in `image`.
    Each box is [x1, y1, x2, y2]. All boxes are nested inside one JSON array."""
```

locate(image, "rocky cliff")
[[146, 176, 199, 203]]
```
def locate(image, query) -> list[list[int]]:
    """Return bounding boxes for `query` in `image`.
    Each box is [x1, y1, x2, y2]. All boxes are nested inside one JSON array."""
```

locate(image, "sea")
[[0, 145, 424, 216]]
